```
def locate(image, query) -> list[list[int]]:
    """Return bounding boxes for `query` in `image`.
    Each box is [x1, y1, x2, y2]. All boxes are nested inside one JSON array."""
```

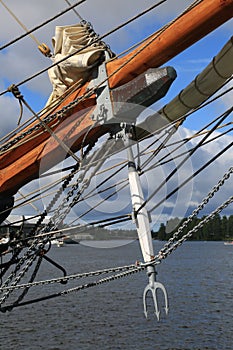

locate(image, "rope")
[[8, 84, 80, 163], [0, 0, 87, 52], [0, 0, 51, 57], [64, 0, 84, 21], [0, 0, 41, 46]]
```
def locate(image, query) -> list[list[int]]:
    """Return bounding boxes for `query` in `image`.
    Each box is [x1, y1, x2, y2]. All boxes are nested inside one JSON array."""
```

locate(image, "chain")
[[0, 263, 144, 311], [0, 264, 144, 311], [0, 158, 82, 301], [0, 118, 102, 305], [159, 166, 233, 255], [59, 265, 143, 297], [0, 95, 86, 154], [157, 195, 233, 261], [9, 255, 43, 308], [0, 263, 143, 292]]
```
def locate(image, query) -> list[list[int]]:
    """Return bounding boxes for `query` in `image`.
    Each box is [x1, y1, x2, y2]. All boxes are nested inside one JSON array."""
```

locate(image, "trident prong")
[[143, 265, 169, 321]]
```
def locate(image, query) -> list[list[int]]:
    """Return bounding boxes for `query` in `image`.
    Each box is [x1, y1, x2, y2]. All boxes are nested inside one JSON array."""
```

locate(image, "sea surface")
[[0, 241, 232, 350]]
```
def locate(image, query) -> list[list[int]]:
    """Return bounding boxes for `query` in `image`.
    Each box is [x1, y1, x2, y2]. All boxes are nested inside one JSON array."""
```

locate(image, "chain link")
[[159, 166, 233, 256], [157, 195, 233, 262], [0, 96, 86, 154], [1, 184, 232, 307], [0, 263, 143, 292], [0, 110, 105, 306]]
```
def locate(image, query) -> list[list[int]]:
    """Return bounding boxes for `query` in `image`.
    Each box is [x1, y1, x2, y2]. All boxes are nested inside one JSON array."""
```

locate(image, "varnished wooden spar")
[[0, 67, 176, 197], [107, 0, 233, 88], [0, 0, 233, 197]]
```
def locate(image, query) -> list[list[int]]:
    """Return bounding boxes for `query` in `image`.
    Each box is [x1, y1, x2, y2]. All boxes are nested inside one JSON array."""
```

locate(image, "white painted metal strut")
[[125, 135, 154, 263], [125, 132, 168, 320]]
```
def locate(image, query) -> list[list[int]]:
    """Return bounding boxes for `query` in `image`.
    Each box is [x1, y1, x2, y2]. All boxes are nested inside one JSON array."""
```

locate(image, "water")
[[0, 241, 232, 350]]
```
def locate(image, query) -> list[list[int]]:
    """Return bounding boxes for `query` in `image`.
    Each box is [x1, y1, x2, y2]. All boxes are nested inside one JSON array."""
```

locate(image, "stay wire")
[[85, 120, 233, 229], [135, 106, 233, 215], [75, 122, 233, 226], [0, 0, 172, 97], [11, 115, 231, 229], [149, 140, 233, 215], [1, 108, 231, 227], [11, 118, 232, 243], [141, 120, 233, 176], [71, 112, 232, 224], [145, 125, 233, 173]]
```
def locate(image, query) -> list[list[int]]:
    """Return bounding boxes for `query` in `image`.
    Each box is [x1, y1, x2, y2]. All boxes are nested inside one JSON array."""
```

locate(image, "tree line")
[[152, 214, 233, 241]]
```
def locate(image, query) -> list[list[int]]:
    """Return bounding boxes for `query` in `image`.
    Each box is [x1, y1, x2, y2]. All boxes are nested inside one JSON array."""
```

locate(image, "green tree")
[[157, 223, 166, 240], [221, 215, 228, 239], [228, 215, 233, 238]]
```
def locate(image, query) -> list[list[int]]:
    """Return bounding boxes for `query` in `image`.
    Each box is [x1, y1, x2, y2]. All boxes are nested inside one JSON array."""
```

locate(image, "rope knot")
[[8, 84, 23, 100]]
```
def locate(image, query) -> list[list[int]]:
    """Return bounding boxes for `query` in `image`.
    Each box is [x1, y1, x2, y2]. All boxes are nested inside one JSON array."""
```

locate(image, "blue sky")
[[0, 1, 232, 228]]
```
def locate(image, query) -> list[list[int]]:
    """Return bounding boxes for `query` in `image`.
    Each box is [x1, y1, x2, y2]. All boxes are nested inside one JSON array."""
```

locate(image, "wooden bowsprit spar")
[[0, 0, 232, 214]]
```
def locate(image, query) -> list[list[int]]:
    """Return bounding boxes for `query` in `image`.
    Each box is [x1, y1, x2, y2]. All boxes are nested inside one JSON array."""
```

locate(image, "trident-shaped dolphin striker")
[[126, 134, 169, 321], [143, 265, 169, 321]]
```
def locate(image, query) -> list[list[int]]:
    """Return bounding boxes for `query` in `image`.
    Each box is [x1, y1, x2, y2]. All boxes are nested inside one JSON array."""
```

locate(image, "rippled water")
[[0, 241, 232, 350]]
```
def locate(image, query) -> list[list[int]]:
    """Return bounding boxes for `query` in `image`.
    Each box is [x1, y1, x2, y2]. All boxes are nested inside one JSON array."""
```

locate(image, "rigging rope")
[[149, 140, 233, 216], [0, 0, 87, 52], [8, 85, 80, 163], [0, 0, 41, 47], [0, 0, 51, 57], [64, 0, 84, 21]]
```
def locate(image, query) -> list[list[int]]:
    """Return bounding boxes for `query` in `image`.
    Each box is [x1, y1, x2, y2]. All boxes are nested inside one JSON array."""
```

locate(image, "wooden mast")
[[0, 0, 232, 197]]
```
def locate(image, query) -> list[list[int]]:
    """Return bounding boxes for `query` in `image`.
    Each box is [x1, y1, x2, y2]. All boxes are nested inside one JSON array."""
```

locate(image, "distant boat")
[[51, 236, 79, 246], [63, 236, 79, 245], [0, 236, 9, 254], [51, 238, 64, 247], [224, 241, 233, 246]]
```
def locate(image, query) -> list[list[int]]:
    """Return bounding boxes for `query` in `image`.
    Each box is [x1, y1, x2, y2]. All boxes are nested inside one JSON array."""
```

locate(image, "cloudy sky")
[[0, 0, 232, 229]]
